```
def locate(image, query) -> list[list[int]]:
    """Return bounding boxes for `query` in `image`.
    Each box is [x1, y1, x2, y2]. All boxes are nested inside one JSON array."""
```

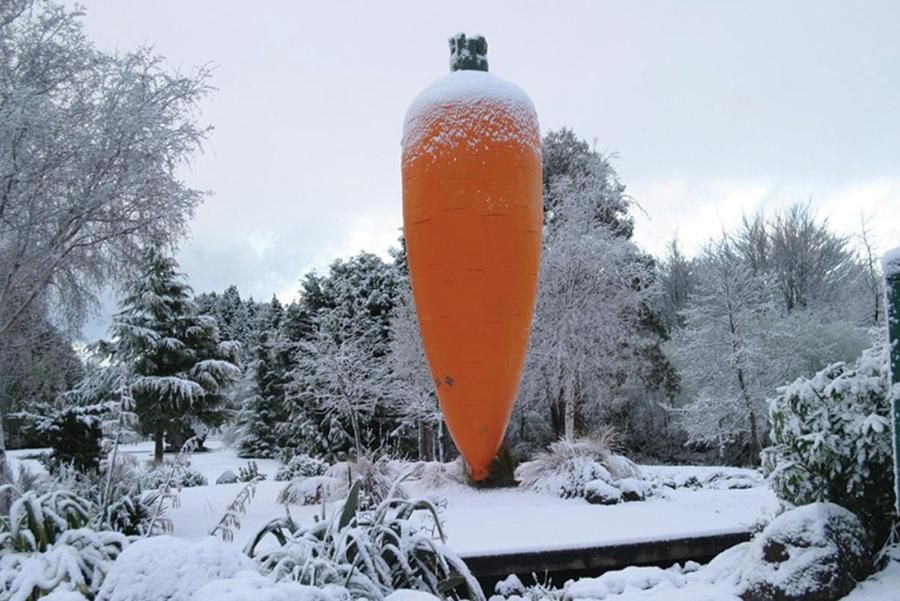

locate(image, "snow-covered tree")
[[0, 0, 209, 341], [0, 304, 83, 448], [0, 0, 209, 488], [658, 238, 696, 331], [292, 330, 389, 455], [103, 250, 240, 463], [542, 128, 634, 238], [668, 237, 774, 460], [236, 330, 290, 458], [386, 284, 444, 460], [521, 165, 655, 441]]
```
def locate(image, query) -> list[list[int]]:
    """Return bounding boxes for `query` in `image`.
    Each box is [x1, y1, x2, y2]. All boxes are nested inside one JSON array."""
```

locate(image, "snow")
[[140, 442, 777, 558], [843, 546, 900, 600], [96, 536, 254, 601], [883, 246, 900, 278], [401, 70, 540, 164], [192, 571, 349, 601]]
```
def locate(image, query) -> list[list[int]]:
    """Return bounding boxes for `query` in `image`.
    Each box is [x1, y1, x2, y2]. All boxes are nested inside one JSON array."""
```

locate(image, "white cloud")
[[631, 177, 900, 259]]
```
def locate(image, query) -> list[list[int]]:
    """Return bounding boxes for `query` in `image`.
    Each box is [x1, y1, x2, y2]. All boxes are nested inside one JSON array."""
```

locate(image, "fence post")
[[884, 248, 900, 513]]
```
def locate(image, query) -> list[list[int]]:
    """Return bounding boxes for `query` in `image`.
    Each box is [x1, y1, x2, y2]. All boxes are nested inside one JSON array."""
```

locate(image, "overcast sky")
[[73, 0, 900, 337]]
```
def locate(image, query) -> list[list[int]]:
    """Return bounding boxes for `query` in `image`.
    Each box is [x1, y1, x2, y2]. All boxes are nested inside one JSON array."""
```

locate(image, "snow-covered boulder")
[[192, 571, 349, 601], [216, 470, 239, 484], [584, 479, 621, 505], [97, 536, 255, 601], [616, 477, 647, 502], [739, 503, 870, 601]]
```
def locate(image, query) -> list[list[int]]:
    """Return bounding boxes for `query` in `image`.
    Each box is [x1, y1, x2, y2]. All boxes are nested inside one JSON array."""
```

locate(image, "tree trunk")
[[748, 408, 761, 462], [0, 412, 13, 514], [154, 426, 164, 464], [564, 393, 576, 441]]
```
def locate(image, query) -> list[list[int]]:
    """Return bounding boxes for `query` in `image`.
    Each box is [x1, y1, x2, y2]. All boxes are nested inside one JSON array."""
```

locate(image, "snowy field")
[[12, 442, 777, 556], [10, 443, 900, 601]]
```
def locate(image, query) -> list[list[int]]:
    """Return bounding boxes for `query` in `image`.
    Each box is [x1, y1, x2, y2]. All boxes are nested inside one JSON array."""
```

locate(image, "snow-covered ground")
[[9, 442, 779, 557], [12, 442, 899, 601]]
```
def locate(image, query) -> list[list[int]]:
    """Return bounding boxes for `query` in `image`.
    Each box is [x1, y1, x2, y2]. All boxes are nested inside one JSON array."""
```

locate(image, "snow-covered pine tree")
[[104, 250, 240, 463], [236, 330, 290, 458]]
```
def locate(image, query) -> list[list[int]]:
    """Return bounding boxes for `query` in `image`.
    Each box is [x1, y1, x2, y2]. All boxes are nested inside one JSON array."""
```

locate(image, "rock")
[[216, 470, 238, 484], [739, 503, 871, 601], [97, 536, 255, 601], [584, 479, 622, 505], [617, 478, 647, 502]]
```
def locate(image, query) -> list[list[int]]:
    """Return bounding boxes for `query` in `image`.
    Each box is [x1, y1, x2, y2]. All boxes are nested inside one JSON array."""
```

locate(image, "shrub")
[[0, 488, 127, 599], [515, 430, 641, 498], [141, 463, 208, 489], [238, 461, 267, 483], [274, 454, 328, 481], [762, 344, 896, 542], [248, 481, 483, 601]]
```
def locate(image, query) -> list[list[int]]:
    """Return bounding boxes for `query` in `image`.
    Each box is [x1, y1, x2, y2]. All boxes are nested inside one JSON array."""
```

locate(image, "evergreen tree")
[[236, 330, 290, 458], [104, 250, 240, 463]]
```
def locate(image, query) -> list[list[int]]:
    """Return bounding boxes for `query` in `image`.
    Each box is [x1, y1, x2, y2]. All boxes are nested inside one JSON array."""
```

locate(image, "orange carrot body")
[[402, 67, 542, 480]]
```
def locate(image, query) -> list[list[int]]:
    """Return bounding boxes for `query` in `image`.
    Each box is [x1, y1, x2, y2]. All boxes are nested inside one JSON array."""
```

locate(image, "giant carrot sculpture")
[[401, 34, 542, 480]]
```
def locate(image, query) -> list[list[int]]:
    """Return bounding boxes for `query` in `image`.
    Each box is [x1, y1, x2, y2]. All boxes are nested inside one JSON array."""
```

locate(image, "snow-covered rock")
[[739, 503, 870, 601], [192, 571, 349, 601], [216, 470, 239, 484], [617, 478, 647, 502], [97, 536, 255, 601], [584, 479, 622, 505]]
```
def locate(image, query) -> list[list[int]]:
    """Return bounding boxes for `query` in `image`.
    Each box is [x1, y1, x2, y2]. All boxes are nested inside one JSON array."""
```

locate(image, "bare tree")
[[857, 213, 883, 324], [0, 0, 211, 479]]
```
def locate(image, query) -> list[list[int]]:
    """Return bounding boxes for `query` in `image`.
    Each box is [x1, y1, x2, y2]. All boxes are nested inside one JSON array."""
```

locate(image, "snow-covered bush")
[[279, 457, 403, 509], [96, 536, 254, 601], [141, 463, 208, 489], [762, 344, 895, 540], [408, 459, 467, 490], [275, 454, 329, 482], [0, 489, 127, 599], [515, 433, 640, 498], [249, 481, 483, 601], [238, 461, 267, 482]]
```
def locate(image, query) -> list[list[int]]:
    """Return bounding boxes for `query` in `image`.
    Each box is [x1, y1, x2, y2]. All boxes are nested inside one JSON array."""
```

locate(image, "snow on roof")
[[401, 70, 540, 164], [883, 246, 900, 278]]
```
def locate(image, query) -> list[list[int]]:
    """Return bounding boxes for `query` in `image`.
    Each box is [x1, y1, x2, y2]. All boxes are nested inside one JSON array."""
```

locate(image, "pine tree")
[[104, 250, 240, 463], [236, 330, 289, 458]]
